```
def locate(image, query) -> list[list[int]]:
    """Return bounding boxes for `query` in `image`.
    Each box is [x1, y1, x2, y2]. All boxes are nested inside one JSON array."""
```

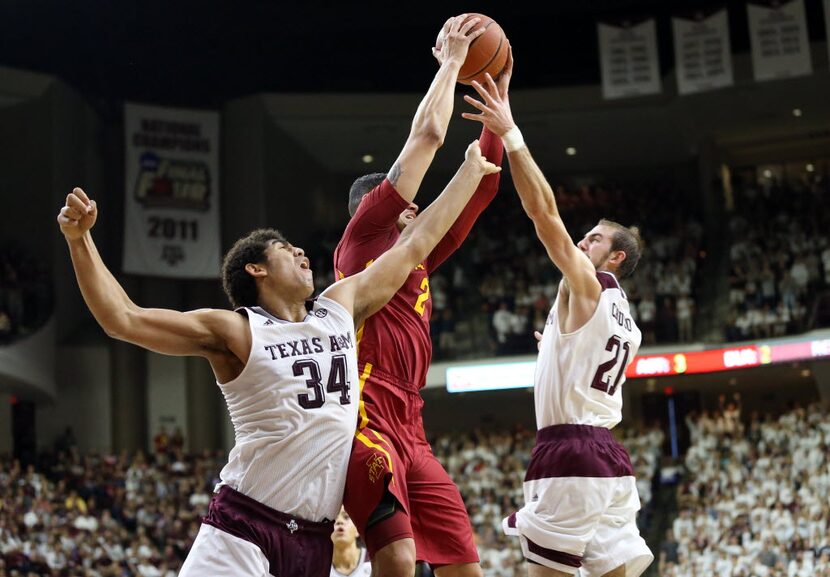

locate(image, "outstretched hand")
[[461, 48, 516, 137], [464, 139, 502, 176], [57, 187, 98, 241], [433, 14, 486, 66]]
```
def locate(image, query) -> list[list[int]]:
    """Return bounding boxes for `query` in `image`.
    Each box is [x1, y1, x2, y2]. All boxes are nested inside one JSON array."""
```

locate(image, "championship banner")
[[123, 103, 221, 278], [672, 10, 734, 95], [598, 19, 661, 99], [747, 0, 812, 81]]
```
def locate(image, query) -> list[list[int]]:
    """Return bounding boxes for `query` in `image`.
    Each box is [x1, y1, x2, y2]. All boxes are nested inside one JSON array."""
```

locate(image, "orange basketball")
[[437, 13, 509, 86]]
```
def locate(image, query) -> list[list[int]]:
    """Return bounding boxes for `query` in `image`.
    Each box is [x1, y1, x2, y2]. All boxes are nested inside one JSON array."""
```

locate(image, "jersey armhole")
[[315, 295, 355, 326]]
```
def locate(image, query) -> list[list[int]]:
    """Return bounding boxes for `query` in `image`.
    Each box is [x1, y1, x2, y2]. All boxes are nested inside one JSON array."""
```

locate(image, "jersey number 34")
[[293, 355, 351, 409]]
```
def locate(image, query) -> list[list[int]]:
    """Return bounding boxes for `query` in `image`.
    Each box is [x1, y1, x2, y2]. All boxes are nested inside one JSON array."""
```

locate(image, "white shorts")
[[504, 476, 652, 576], [502, 425, 653, 576], [179, 524, 270, 577]]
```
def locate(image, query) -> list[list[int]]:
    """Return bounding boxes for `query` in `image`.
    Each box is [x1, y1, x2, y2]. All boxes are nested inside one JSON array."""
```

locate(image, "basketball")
[[437, 13, 509, 86]]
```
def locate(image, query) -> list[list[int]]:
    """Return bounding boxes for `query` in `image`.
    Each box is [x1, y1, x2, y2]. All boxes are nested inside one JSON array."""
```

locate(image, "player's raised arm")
[[462, 67, 600, 300], [386, 15, 484, 202], [57, 188, 243, 359], [324, 141, 500, 326]]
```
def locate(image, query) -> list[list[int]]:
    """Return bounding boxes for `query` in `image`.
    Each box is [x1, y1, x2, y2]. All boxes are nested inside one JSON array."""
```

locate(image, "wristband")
[[501, 126, 526, 152]]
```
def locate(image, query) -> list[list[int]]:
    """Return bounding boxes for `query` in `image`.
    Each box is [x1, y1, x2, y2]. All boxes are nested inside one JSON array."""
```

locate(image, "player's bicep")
[[387, 135, 440, 202], [533, 216, 599, 295], [117, 307, 230, 357]]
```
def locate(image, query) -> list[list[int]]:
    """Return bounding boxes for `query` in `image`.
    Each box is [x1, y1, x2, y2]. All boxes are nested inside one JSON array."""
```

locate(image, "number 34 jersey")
[[536, 271, 642, 430], [217, 297, 359, 523]]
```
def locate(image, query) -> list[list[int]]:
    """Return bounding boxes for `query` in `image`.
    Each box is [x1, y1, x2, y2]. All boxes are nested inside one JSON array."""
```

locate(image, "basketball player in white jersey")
[[331, 508, 371, 577], [56, 140, 499, 577], [462, 67, 654, 577]]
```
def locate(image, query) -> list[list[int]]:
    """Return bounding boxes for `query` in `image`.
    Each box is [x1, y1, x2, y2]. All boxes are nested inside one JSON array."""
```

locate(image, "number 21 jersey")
[[536, 271, 642, 430]]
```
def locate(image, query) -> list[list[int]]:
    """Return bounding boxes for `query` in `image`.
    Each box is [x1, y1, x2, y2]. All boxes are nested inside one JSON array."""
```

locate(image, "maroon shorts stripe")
[[525, 424, 634, 480], [526, 536, 583, 568]]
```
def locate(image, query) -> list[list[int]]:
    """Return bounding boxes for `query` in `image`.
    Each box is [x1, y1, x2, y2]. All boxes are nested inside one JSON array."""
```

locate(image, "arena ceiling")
[[1, 0, 827, 108]]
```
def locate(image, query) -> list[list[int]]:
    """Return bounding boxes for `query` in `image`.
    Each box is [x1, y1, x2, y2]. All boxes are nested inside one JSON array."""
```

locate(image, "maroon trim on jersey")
[[202, 486, 334, 576], [524, 424, 635, 480], [525, 537, 583, 568], [506, 513, 517, 529], [596, 271, 620, 292]]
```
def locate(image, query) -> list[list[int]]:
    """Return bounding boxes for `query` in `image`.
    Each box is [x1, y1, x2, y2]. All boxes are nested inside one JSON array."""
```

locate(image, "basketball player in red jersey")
[[333, 17, 513, 577]]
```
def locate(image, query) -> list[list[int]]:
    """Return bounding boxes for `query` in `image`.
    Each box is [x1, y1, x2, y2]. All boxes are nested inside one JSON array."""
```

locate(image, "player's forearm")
[[66, 232, 138, 338], [409, 60, 463, 145], [429, 140, 501, 268], [508, 146, 561, 221], [397, 161, 483, 265]]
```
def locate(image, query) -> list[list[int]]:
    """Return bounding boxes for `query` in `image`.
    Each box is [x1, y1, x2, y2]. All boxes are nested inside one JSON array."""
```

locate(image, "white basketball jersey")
[[217, 296, 359, 523], [330, 549, 371, 577], [535, 272, 641, 429]]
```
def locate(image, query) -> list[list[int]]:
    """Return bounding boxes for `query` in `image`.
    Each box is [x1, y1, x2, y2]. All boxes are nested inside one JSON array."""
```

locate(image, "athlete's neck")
[[332, 543, 361, 573], [255, 295, 308, 323]]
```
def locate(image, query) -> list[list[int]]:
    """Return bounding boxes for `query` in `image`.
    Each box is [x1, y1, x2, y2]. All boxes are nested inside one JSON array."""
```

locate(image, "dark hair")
[[599, 218, 643, 279], [221, 228, 286, 308], [348, 173, 386, 216]]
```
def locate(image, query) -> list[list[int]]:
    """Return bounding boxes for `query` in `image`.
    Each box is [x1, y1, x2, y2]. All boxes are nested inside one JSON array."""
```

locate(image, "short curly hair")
[[221, 228, 286, 308]]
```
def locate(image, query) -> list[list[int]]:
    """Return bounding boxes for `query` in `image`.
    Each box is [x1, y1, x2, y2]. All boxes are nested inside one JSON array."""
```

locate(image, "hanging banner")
[[825, 0, 830, 63], [672, 10, 734, 95], [123, 103, 221, 278], [747, 0, 812, 81], [598, 19, 662, 99]]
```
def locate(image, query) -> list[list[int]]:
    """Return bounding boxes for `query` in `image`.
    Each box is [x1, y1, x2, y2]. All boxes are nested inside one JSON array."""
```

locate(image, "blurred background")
[[1, 1, 829, 575]]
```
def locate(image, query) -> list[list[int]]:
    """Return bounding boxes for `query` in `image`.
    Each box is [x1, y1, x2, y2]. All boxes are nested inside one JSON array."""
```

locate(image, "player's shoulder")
[[312, 293, 355, 325], [187, 307, 247, 329]]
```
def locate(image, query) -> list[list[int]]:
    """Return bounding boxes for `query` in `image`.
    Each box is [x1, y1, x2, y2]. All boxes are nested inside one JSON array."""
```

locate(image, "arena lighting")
[[565, 146, 577, 156], [361, 154, 374, 164], [792, 108, 803, 117], [445, 334, 830, 392], [447, 361, 535, 393], [806, 163, 815, 172]]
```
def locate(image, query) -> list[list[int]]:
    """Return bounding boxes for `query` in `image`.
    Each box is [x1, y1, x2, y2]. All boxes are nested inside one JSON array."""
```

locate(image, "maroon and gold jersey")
[[333, 128, 503, 405]]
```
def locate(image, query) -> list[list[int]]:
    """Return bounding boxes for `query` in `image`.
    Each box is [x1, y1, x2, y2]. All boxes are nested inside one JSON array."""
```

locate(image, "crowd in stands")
[[660, 400, 830, 576], [312, 165, 830, 359], [0, 246, 52, 345], [308, 177, 706, 362], [724, 170, 830, 342], [0, 422, 663, 577], [423, 179, 705, 358], [431, 425, 664, 577], [0, 431, 222, 577]]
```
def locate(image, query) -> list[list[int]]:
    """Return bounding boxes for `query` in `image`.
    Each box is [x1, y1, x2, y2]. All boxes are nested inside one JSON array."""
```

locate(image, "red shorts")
[[343, 426, 479, 566]]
